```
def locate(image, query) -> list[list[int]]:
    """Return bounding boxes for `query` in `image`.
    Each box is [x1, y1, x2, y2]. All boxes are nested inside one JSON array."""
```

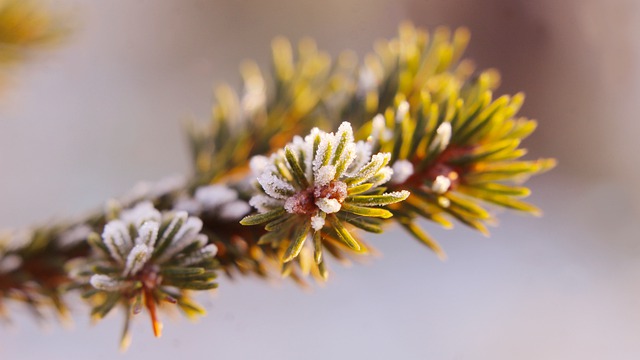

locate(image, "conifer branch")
[[0, 19, 555, 348]]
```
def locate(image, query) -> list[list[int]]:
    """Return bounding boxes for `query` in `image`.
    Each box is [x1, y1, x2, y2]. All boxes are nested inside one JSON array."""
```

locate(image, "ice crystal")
[[174, 184, 251, 221], [0, 254, 21, 273], [396, 101, 410, 123], [195, 185, 238, 209], [429, 122, 452, 153], [57, 224, 92, 249], [391, 160, 414, 184], [357, 65, 378, 96], [432, 175, 451, 194]]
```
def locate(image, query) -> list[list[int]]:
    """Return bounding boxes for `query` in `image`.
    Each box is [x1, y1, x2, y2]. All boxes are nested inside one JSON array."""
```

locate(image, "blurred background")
[[0, 0, 638, 359]]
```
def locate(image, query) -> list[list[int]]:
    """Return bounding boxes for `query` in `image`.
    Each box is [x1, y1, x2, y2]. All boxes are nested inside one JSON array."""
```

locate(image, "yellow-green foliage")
[[0, 0, 66, 87], [0, 21, 555, 348]]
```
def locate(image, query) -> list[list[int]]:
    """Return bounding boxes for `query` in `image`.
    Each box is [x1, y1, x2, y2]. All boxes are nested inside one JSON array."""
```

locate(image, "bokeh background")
[[1, 1, 639, 359]]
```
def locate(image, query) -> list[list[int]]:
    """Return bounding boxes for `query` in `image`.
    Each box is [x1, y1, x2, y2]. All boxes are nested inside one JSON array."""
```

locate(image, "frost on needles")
[[0, 19, 555, 350], [241, 122, 409, 279]]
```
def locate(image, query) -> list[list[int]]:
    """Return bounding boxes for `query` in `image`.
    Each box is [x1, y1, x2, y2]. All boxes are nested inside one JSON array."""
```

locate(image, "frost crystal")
[[156, 217, 204, 263], [151, 175, 187, 197], [371, 113, 392, 142], [371, 167, 393, 187], [120, 201, 161, 228], [315, 198, 342, 214], [120, 175, 186, 205], [195, 185, 238, 210], [173, 196, 203, 214], [0, 230, 28, 275], [432, 175, 451, 194], [241, 74, 266, 115], [357, 65, 378, 95], [179, 244, 218, 267], [396, 101, 410, 123], [249, 155, 269, 175], [258, 171, 296, 199], [0, 254, 22, 273], [123, 244, 151, 276], [136, 221, 159, 248], [430, 122, 452, 152], [217, 200, 251, 221], [90, 274, 126, 291], [315, 165, 336, 187], [176, 184, 251, 221], [249, 194, 283, 213], [102, 220, 132, 264], [391, 160, 415, 184], [58, 224, 92, 248], [0, 229, 32, 253], [310, 213, 325, 231]]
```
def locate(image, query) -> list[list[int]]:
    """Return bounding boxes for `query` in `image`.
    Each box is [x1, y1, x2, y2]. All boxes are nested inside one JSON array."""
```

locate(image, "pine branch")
[[0, 21, 555, 349]]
